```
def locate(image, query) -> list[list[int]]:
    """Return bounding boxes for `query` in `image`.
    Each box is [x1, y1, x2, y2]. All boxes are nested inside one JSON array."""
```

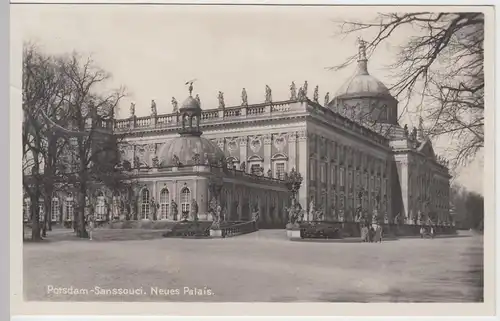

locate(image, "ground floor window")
[[275, 162, 286, 180], [250, 163, 262, 175], [159, 188, 170, 219], [65, 197, 74, 221], [140, 188, 150, 219], [112, 195, 120, 219], [51, 197, 60, 222], [95, 192, 107, 221], [181, 187, 191, 214]]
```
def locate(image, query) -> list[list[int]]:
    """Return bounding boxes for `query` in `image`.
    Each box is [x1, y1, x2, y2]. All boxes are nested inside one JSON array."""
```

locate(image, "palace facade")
[[25, 41, 452, 228]]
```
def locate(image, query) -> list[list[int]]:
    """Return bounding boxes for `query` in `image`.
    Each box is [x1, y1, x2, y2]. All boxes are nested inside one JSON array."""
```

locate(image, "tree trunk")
[[30, 194, 42, 241], [76, 185, 89, 238], [42, 197, 51, 237]]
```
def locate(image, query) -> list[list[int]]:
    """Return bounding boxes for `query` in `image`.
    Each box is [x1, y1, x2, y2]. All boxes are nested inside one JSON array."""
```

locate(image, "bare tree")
[[23, 44, 127, 239], [57, 52, 126, 238], [331, 12, 484, 167]]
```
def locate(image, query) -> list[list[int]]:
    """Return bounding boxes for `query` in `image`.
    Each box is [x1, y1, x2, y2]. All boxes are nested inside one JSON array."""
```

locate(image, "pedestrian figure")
[[369, 226, 375, 243], [361, 225, 369, 242], [430, 226, 435, 239], [420, 226, 425, 239], [374, 225, 382, 243], [88, 214, 94, 241]]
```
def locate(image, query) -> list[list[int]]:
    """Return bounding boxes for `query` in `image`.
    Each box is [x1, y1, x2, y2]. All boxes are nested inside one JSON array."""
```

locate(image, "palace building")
[[25, 41, 452, 228]]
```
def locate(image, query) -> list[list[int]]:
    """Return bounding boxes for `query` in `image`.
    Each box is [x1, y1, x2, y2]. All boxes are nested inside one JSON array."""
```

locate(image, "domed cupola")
[[330, 39, 398, 125], [159, 82, 226, 168]]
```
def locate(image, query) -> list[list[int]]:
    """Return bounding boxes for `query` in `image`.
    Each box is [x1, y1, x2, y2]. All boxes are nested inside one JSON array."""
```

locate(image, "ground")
[[23, 229, 483, 302]]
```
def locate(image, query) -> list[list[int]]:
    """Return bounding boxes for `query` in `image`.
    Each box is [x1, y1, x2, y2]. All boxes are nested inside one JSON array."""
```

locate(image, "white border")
[[8, 0, 498, 319]]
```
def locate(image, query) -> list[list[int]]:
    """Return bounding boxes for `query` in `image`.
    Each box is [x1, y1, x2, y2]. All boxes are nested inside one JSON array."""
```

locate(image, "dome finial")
[[356, 37, 369, 75], [357, 37, 367, 61], [185, 79, 197, 97]]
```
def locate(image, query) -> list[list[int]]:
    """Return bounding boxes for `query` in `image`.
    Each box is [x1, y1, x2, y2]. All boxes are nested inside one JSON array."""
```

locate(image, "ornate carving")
[[274, 134, 287, 151], [263, 134, 272, 145], [297, 131, 308, 142], [239, 137, 248, 146], [297, 87, 306, 102], [227, 139, 238, 152], [302, 80, 308, 97], [287, 132, 297, 142], [152, 155, 159, 168], [171, 155, 181, 167], [217, 138, 225, 150], [192, 153, 201, 165], [250, 137, 263, 152]]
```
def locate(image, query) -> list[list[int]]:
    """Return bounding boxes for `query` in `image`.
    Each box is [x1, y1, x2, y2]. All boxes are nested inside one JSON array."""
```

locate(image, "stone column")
[[297, 130, 308, 210], [239, 137, 248, 172], [264, 134, 272, 175]]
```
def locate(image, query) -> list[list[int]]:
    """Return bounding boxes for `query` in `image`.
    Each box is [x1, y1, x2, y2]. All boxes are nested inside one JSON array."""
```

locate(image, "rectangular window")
[[96, 197, 107, 221], [320, 163, 326, 183], [348, 170, 353, 190], [65, 199, 74, 221], [251, 164, 261, 175], [331, 166, 336, 185], [51, 198, 60, 222], [340, 168, 345, 187], [276, 162, 286, 180]]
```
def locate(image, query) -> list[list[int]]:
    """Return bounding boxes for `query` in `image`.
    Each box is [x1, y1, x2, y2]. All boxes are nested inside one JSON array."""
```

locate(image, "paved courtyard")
[[23, 229, 483, 302]]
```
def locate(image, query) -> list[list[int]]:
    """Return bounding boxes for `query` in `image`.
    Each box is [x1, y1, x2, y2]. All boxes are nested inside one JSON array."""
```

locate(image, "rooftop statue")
[[303, 80, 308, 97], [130, 102, 135, 117], [324, 92, 330, 106], [289, 81, 297, 100], [151, 100, 157, 115], [241, 88, 248, 106], [410, 127, 417, 141], [313, 85, 319, 103], [195, 94, 201, 106], [218, 91, 225, 109], [297, 87, 306, 102], [185, 79, 196, 96], [265, 85, 272, 103], [171, 97, 178, 113], [403, 124, 409, 138]]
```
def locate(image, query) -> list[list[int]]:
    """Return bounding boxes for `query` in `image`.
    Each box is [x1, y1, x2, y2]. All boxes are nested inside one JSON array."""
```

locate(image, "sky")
[[11, 4, 485, 194]]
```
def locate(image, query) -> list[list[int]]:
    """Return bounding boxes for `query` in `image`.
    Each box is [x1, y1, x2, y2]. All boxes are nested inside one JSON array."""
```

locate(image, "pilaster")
[[288, 132, 297, 170], [264, 134, 272, 174], [239, 137, 248, 172], [297, 130, 308, 210]]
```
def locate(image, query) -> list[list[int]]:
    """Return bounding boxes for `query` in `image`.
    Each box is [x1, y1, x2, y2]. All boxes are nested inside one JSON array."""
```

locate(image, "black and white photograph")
[[11, 3, 494, 316]]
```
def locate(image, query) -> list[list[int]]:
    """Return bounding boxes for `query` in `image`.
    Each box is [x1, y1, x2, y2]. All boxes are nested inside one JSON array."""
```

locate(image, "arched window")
[[51, 197, 61, 222], [180, 188, 191, 214], [65, 193, 74, 221], [140, 188, 150, 219], [23, 198, 31, 222], [95, 191, 107, 221], [159, 188, 170, 220]]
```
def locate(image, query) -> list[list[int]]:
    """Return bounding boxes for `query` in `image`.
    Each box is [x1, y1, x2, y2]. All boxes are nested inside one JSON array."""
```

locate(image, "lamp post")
[[284, 168, 303, 206]]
